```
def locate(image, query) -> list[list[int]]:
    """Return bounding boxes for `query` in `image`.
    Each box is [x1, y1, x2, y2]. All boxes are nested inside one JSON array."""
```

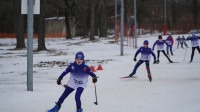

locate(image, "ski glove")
[[133, 58, 137, 62], [93, 76, 98, 83], [57, 77, 62, 85], [153, 59, 157, 64]]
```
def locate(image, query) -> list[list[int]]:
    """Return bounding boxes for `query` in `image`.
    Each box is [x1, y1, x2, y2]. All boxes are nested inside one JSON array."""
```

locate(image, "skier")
[[47, 51, 98, 112], [176, 36, 182, 49], [152, 35, 173, 63], [181, 36, 188, 48], [187, 32, 200, 63], [165, 33, 174, 55], [129, 40, 156, 82]]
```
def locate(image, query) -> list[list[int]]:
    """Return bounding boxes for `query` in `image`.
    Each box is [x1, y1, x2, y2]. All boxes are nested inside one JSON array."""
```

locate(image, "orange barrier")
[[0, 33, 67, 38]]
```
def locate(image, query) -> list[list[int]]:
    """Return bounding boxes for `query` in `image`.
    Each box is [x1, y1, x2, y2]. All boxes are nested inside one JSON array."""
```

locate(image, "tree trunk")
[[15, 0, 26, 49], [64, 0, 72, 39], [99, 0, 107, 38], [83, 9, 89, 38], [90, 0, 95, 41], [192, 0, 198, 24], [37, 0, 47, 51]]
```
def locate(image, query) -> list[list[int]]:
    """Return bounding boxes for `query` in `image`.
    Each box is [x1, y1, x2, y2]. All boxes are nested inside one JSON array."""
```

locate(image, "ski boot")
[[48, 102, 61, 112], [169, 60, 173, 63], [190, 59, 193, 63], [148, 76, 152, 82], [129, 73, 135, 77], [156, 59, 160, 64], [77, 108, 83, 112]]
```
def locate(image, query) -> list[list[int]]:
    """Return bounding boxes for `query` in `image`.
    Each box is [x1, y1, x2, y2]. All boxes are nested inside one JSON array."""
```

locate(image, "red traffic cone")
[[90, 66, 97, 72], [96, 64, 103, 70]]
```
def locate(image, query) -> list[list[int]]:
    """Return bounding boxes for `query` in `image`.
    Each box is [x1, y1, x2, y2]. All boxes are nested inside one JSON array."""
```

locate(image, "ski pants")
[[132, 60, 151, 77], [157, 50, 171, 62], [177, 43, 180, 49], [167, 45, 173, 55], [181, 42, 188, 48], [191, 46, 200, 61], [57, 86, 84, 109]]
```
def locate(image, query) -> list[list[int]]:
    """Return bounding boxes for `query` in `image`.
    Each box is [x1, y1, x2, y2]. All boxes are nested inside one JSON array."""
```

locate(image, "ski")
[[120, 76, 136, 79]]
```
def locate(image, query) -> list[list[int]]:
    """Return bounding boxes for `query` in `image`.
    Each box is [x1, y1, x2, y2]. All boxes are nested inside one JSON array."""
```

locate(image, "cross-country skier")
[[165, 33, 174, 55], [129, 40, 156, 82], [187, 32, 200, 63], [176, 36, 182, 49], [47, 51, 98, 112], [152, 35, 173, 63], [181, 36, 188, 48]]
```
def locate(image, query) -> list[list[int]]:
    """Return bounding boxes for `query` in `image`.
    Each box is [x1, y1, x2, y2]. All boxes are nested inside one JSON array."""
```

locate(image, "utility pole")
[[134, 0, 137, 48], [27, 0, 34, 91], [163, 0, 167, 35], [120, 0, 124, 56]]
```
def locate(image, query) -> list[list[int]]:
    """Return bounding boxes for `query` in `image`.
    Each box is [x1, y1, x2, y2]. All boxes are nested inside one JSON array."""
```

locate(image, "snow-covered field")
[[0, 34, 200, 112]]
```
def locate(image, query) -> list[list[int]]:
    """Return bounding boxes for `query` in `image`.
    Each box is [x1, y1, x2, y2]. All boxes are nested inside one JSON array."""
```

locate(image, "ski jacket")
[[153, 40, 168, 51], [187, 36, 200, 47], [182, 37, 186, 43], [134, 47, 156, 61], [59, 62, 96, 89], [176, 37, 182, 43], [165, 36, 174, 46]]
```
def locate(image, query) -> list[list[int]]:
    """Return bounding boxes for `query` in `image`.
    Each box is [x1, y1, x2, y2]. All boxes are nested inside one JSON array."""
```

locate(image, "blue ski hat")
[[191, 32, 195, 35], [144, 40, 149, 46], [75, 51, 84, 61], [168, 33, 171, 35]]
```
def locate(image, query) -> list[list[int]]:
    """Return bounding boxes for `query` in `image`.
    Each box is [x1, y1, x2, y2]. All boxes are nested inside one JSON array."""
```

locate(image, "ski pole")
[[94, 83, 98, 105], [61, 83, 66, 88]]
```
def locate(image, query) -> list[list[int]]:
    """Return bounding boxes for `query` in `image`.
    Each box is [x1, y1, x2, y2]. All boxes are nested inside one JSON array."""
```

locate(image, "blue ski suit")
[[132, 40, 156, 78]]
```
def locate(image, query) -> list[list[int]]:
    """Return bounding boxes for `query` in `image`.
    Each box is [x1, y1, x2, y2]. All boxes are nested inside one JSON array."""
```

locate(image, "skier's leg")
[[190, 47, 195, 62], [48, 87, 74, 112], [157, 51, 160, 59], [162, 50, 172, 63], [181, 43, 184, 48], [75, 87, 84, 110], [145, 61, 152, 82], [57, 86, 74, 105], [197, 46, 200, 54], [130, 60, 144, 76], [184, 42, 188, 47], [170, 45, 173, 55], [167, 45, 169, 54], [157, 51, 160, 63], [177, 42, 179, 49]]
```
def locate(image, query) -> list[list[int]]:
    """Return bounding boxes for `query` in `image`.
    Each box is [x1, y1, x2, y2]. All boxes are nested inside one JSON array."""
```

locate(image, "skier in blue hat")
[[48, 51, 98, 112], [129, 40, 156, 82], [187, 32, 200, 63]]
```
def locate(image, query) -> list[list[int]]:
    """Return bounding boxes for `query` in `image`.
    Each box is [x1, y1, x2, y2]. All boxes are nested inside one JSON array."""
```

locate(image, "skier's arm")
[[134, 47, 142, 59], [59, 64, 71, 79], [86, 66, 98, 83], [86, 66, 96, 77], [150, 49, 156, 60], [152, 41, 158, 50], [164, 40, 168, 46], [171, 37, 174, 45]]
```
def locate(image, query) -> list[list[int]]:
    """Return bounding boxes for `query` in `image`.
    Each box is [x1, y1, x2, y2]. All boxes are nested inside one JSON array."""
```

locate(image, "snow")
[[0, 35, 200, 112]]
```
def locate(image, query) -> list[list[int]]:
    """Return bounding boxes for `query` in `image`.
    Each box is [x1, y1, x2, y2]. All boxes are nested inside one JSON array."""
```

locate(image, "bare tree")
[[15, 0, 26, 49], [37, 0, 47, 51], [89, 0, 96, 40]]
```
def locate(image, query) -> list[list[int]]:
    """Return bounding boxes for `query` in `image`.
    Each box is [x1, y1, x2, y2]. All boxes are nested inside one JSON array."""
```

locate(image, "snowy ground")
[[0, 34, 200, 112]]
